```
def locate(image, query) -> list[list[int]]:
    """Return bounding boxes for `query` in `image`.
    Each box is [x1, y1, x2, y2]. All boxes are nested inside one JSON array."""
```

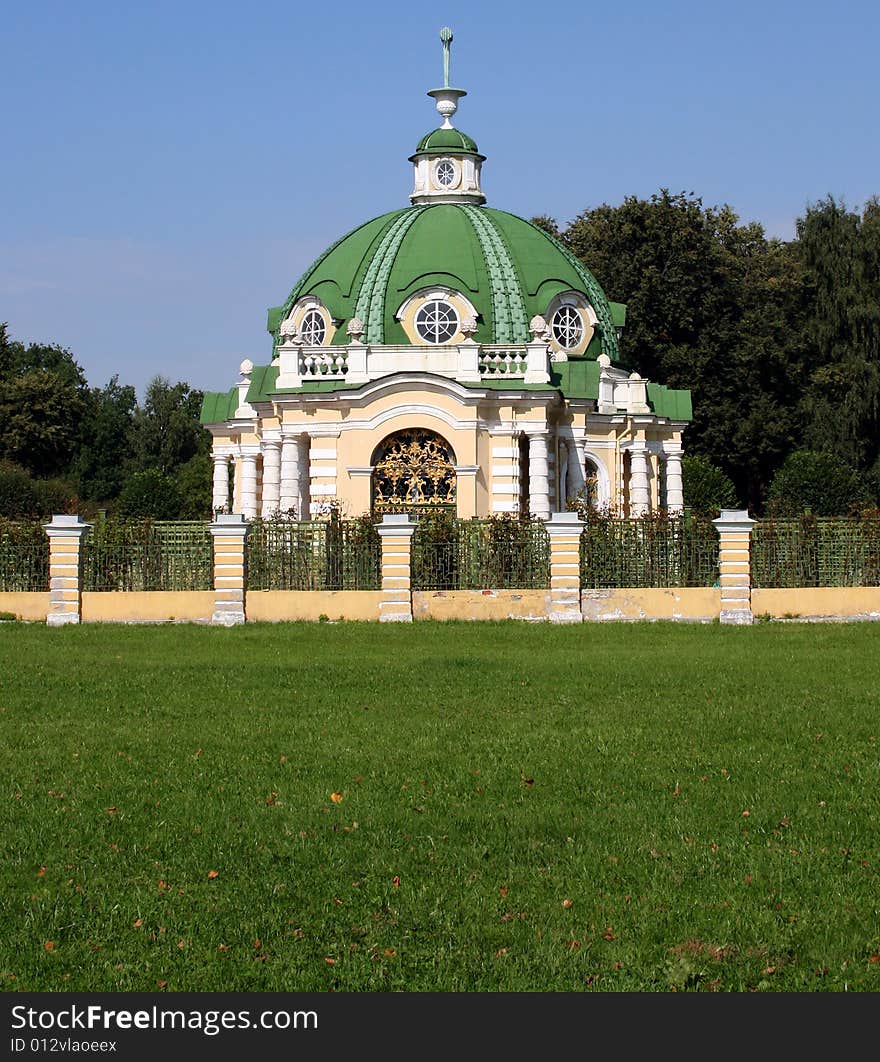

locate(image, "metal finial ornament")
[[440, 27, 453, 88]]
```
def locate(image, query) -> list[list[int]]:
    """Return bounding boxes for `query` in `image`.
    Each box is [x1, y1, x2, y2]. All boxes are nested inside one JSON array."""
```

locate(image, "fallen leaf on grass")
[[43, 941, 54, 951], [383, 949, 396, 957], [392, 875, 400, 888], [324, 957, 336, 965], [207, 870, 219, 880], [330, 792, 343, 804], [36, 866, 46, 878], [603, 929, 616, 941], [132, 919, 142, 929], [562, 898, 573, 909]]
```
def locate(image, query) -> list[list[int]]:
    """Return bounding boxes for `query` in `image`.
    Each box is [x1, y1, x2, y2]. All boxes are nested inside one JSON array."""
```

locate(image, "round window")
[[551, 305, 584, 350], [435, 160, 456, 188], [415, 300, 459, 344], [300, 309, 326, 345]]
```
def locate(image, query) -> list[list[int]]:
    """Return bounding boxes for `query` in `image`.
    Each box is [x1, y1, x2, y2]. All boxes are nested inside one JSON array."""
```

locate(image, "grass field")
[[1, 620, 879, 993]]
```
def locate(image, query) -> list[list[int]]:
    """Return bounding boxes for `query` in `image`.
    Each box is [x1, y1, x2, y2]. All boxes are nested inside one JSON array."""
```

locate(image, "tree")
[[796, 197, 880, 472], [557, 192, 808, 510], [0, 323, 89, 477], [766, 450, 870, 516], [129, 376, 209, 476], [116, 469, 182, 519], [72, 376, 137, 501]]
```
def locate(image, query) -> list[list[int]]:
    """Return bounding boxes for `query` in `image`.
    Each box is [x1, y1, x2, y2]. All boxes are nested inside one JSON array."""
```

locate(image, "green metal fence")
[[0, 520, 49, 592], [412, 515, 550, 590], [83, 520, 213, 591], [247, 517, 381, 590], [752, 517, 880, 587], [580, 514, 719, 588]]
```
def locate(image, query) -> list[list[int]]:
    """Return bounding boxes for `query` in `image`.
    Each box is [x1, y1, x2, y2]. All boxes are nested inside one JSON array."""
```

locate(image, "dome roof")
[[269, 204, 621, 360], [411, 127, 484, 159]]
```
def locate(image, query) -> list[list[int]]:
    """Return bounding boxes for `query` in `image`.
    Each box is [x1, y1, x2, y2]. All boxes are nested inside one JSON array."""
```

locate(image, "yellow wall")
[[581, 587, 721, 622], [413, 589, 549, 621], [0, 592, 49, 621], [81, 591, 214, 623], [246, 590, 384, 621], [752, 587, 880, 620]]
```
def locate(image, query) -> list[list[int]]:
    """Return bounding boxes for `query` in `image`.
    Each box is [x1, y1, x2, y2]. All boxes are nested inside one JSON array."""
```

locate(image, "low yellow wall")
[[581, 587, 721, 622], [245, 590, 384, 622], [0, 592, 50, 621], [81, 591, 214, 623], [413, 589, 550, 621], [752, 587, 880, 620]]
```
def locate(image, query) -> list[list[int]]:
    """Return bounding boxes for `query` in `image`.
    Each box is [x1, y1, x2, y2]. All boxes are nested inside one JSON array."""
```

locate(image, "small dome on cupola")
[[410, 27, 486, 205]]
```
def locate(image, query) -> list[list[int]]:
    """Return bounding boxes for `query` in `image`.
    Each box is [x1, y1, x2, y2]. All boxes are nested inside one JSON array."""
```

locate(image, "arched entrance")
[[371, 429, 457, 515]]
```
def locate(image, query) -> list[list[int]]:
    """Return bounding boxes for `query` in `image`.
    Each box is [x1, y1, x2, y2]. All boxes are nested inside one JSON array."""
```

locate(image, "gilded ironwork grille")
[[372, 429, 456, 514]]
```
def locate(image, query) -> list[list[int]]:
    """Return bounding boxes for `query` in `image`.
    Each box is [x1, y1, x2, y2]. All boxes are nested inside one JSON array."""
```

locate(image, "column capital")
[[712, 509, 755, 535], [377, 514, 418, 538], [546, 511, 585, 537], [43, 514, 91, 539]]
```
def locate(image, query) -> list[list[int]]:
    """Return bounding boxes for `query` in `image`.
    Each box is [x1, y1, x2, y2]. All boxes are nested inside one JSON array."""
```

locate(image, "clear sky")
[[4, 0, 878, 398]]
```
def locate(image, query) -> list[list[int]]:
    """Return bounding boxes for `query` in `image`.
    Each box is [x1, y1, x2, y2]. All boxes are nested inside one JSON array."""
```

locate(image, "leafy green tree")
[[0, 323, 89, 477], [72, 375, 137, 501], [175, 453, 213, 519], [558, 192, 807, 510], [766, 450, 870, 516], [796, 197, 880, 472], [681, 454, 739, 515], [129, 376, 209, 476]]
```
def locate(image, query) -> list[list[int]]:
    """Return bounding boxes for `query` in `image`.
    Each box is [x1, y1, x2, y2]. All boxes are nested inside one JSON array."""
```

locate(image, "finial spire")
[[440, 26, 453, 88]]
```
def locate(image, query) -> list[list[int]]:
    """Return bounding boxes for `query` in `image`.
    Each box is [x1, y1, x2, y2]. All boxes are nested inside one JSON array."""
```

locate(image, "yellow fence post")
[[43, 515, 90, 626], [712, 508, 756, 625], [210, 513, 249, 626], [377, 514, 417, 622], [547, 511, 585, 623]]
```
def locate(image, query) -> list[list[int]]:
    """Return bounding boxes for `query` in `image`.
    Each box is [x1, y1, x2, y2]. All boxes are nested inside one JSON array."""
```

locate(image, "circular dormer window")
[[415, 300, 459, 344], [434, 159, 457, 188], [551, 305, 584, 350], [300, 309, 326, 345]]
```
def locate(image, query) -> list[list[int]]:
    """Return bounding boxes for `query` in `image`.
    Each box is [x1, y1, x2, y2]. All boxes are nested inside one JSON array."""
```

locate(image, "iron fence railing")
[[579, 514, 719, 588], [0, 519, 50, 592], [247, 517, 381, 590], [752, 517, 880, 587], [83, 520, 213, 591], [412, 515, 550, 590]]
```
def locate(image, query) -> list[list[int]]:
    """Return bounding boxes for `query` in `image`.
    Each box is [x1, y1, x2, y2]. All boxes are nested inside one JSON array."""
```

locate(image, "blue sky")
[[4, 0, 879, 397]]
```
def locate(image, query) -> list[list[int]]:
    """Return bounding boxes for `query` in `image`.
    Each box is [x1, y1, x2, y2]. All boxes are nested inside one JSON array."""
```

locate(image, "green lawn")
[[1, 620, 878, 992]]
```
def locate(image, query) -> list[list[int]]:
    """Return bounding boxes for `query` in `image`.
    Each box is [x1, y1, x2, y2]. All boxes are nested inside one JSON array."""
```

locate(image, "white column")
[[568, 438, 586, 503], [232, 450, 243, 513], [558, 439, 569, 508], [279, 435, 300, 515], [260, 440, 281, 518], [239, 450, 259, 520], [629, 446, 650, 517], [211, 454, 230, 513], [528, 433, 551, 520], [298, 435, 311, 517], [665, 449, 684, 512]]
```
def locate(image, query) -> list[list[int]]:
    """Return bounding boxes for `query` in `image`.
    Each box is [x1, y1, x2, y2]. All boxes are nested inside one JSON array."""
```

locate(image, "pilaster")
[[712, 509, 755, 625], [210, 514, 249, 626], [44, 515, 90, 626], [546, 511, 584, 623], [377, 514, 417, 622]]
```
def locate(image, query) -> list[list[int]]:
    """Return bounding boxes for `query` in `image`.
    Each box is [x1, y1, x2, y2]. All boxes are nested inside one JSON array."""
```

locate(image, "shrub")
[[766, 450, 871, 516], [116, 469, 182, 519], [681, 454, 739, 516], [0, 462, 77, 518]]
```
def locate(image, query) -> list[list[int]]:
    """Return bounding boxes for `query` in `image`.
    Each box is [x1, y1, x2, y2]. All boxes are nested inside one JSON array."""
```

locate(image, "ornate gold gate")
[[371, 429, 457, 514]]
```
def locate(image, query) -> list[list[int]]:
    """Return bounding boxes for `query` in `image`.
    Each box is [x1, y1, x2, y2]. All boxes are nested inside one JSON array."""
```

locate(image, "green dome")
[[269, 204, 621, 360], [411, 127, 483, 159]]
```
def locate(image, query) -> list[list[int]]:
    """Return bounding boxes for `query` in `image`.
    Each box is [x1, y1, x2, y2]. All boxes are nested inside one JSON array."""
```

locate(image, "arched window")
[[371, 429, 457, 514], [415, 300, 460, 344], [300, 309, 326, 345], [551, 305, 584, 350]]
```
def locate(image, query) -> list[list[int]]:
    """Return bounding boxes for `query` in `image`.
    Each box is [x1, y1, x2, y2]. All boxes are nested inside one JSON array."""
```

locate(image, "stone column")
[[664, 448, 684, 512], [712, 509, 755, 625], [629, 446, 650, 517], [546, 511, 585, 623], [279, 435, 300, 516], [210, 513, 249, 626], [44, 515, 90, 626], [567, 439, 585, 500], [239, 449, 259, 520], [377, 514, 416, 622], [261, 439, 281, 518], [528, 433, 551, 520], [211, 453, 230, 512], [298, 435, 311, 517]]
